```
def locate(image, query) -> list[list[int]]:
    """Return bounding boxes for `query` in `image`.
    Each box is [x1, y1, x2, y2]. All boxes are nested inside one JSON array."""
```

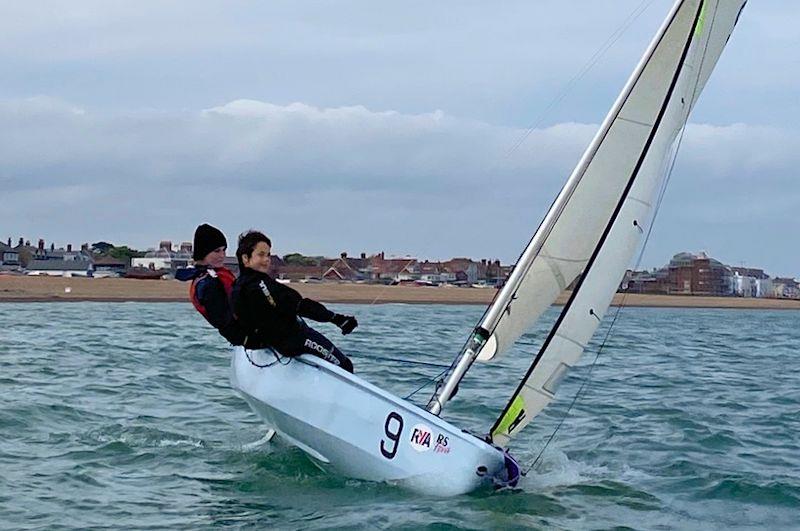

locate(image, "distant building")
[[131, 240, 191, 273], [275, 264, 325, 282], [0, 239, 19, 267], [622, 268, 670, 294], [93, 256, 129, 277], [730, 266, 773, 298], [369, 253, 419, 282], [666, 252, 732, 296], [26, 259, 94, 277], [322, 253, 364, 282], [772, 277, 800, 299], [443, 258, 479, 285]]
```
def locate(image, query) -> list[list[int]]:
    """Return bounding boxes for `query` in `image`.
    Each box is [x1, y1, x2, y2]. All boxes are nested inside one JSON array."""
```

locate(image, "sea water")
[[1, 302, 798, 529]]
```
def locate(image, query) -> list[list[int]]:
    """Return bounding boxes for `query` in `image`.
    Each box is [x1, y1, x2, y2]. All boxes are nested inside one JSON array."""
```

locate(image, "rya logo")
[[409, 424, 432, 452]]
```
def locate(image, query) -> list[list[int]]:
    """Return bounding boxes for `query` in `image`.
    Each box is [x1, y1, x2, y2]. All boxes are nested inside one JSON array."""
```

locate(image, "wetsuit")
[[176, 265, 247, 346], [232, 267, 354, 373]]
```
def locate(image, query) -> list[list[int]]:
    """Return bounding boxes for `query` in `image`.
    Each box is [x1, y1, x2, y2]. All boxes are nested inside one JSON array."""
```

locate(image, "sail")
[[490, 0, 747, 446]]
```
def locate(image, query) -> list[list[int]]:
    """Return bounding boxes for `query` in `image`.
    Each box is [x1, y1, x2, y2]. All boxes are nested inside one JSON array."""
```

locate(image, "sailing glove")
[[331, 314, 358, 335]]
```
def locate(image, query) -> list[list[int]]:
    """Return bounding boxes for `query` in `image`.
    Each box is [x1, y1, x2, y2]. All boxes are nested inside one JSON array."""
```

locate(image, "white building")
[[131, 240, 192, 271], [731, 272, 756, 297]]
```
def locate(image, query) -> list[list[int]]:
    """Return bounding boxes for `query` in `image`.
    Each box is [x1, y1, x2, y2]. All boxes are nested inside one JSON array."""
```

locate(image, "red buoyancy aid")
[[189, 266, 237, 323]]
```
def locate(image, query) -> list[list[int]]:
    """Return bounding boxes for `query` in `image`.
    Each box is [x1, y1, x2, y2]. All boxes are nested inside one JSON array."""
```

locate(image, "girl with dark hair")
[[231, 230, 357, 372]]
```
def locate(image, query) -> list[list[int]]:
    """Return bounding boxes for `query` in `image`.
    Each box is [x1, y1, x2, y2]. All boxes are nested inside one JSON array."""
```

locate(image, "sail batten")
[[490, 0, 705, 442], [471, 1, 696, 363], [487, 0, 747, 445]]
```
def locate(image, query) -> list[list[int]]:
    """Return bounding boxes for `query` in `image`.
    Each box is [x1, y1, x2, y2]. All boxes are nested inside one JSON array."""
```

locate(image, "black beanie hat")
[[193, 223, 227, 261]]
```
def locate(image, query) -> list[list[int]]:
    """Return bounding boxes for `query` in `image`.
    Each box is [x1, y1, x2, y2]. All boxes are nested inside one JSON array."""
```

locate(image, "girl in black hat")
[[177, 223, 246, 346]]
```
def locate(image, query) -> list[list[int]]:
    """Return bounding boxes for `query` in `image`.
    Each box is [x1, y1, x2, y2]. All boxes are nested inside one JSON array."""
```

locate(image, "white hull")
[[230, 347, 508, 496]]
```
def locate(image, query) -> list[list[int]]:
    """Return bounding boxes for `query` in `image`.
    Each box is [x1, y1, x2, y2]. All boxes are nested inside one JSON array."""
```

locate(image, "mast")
[[426, 0, 693, 417], [428, 0, 747, 422]]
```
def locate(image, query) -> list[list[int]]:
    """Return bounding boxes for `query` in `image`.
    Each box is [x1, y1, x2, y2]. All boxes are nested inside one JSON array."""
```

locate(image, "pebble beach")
[[2, 275, 799, 309]]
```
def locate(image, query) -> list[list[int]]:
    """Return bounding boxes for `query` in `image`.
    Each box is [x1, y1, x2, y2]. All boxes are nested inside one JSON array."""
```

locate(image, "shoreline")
[[2, 276, 799, 309]]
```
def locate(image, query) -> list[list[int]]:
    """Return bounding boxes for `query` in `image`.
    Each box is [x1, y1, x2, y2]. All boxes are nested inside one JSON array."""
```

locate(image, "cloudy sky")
[[1, 1, 797, 277]]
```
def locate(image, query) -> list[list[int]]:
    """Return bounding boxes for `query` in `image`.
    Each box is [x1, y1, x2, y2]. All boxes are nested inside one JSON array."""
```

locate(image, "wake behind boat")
[[230, 0, 746, 496]]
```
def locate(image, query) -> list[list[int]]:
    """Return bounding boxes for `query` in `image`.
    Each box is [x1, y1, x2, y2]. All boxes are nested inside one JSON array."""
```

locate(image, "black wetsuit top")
[[232, 267, 336, 353]]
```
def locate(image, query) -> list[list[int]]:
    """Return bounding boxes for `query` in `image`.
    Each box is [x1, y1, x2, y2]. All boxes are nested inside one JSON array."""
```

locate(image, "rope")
[[404, 367, 451, 400], [354, 354, 451, 370], [368, 258, 418, 305], [243, 347, 290, 368], [527, 3, 720, 473], [365, 1, 659, 407], [506, 0, 659, 158]]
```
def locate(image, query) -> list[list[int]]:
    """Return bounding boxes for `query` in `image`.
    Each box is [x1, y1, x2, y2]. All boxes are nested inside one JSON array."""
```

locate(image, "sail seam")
[[555, 332, 588, 350], [478, 1, 688, 338], [618, 116, 654, 128], [490, 0, 706, 440], [541, 255, 568, 291], [541, 253, 588, 264]]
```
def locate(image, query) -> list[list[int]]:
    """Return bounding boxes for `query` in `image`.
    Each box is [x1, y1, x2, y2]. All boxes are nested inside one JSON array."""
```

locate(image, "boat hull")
[[230, 346, 507, 496]]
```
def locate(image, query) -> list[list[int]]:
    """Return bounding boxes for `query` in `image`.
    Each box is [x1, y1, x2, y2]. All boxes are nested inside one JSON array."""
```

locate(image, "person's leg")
[[297, 325, 354, 373]]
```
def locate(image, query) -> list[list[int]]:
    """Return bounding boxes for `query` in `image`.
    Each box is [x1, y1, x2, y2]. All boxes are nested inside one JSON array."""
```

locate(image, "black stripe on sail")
[[490, 0, 707, 440], [480, 0, 691, 336]]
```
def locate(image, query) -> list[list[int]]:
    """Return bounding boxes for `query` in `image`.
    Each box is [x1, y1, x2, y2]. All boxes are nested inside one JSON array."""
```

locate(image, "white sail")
[[490, 0, 747, 446]]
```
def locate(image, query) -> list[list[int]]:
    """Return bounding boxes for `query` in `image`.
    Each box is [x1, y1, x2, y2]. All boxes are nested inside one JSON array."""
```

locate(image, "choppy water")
[[1, 302, 798, 530]]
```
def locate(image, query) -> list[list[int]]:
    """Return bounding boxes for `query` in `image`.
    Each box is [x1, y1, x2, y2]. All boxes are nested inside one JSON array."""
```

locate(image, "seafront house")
[[772, 277, 800, 299], [92, 256, 129, 277], [2, 237, 99, 276], [0, 238, 20, 270], [131, 241, 192, 274], [25, 241, 95, 277], [321, 253, 365, 282], [619, 252, 796, 299], [730, 267, 773, 298], [666, 252, 732, 296]]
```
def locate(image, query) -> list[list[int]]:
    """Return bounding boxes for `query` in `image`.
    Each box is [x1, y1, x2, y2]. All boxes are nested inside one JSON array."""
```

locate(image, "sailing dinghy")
[[231, 0, 746, 496]]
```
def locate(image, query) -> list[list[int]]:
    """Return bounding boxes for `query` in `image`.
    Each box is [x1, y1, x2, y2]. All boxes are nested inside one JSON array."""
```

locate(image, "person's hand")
[[331, 314, 358, 335]]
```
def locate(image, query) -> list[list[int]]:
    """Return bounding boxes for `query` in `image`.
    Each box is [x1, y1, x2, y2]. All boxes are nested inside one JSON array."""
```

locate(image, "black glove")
[[331, 314, 358, 335]]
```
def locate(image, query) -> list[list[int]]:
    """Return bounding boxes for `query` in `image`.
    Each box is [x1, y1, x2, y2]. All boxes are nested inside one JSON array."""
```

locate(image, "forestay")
[[485, 0, 747, 446]]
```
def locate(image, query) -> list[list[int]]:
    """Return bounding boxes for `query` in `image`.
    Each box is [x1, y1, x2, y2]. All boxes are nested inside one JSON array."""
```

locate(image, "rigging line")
[[427, 1, 663, 412], [505, 0, 659, 158], [528, 1, 721, 473], [244, 347, 289, 368], [368, 258, 417, 305], [492, 0, 705, 438], [404, 367, 451, 400], [354, 354, 451, 369]]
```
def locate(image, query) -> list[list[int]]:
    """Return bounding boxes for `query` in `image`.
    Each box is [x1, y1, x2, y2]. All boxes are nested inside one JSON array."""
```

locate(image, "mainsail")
[[426, 0, 747, 438]]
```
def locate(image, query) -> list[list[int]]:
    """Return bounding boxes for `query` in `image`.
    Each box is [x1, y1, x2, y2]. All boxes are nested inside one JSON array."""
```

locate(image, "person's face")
[[201, 246, 226, 268], [243, 241, 271, 274]]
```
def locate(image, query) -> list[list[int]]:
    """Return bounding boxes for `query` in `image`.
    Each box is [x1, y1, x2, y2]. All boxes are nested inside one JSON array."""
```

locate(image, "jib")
[[410, 428, 431, 448]]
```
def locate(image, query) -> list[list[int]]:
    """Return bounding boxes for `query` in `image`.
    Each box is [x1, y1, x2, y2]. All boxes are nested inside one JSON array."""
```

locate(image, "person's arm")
[[296, 297, 335, 322], [196, 277, 232, 329], [272, 280, 359, 334]]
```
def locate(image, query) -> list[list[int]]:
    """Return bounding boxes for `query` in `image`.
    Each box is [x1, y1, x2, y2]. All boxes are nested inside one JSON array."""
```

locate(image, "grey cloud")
[[1, 96, 796, 276], [0, 97, 588, 196]]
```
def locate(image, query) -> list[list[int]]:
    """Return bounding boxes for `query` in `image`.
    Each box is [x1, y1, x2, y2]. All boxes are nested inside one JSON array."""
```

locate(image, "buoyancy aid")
[[189, 266, 236, 323]]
